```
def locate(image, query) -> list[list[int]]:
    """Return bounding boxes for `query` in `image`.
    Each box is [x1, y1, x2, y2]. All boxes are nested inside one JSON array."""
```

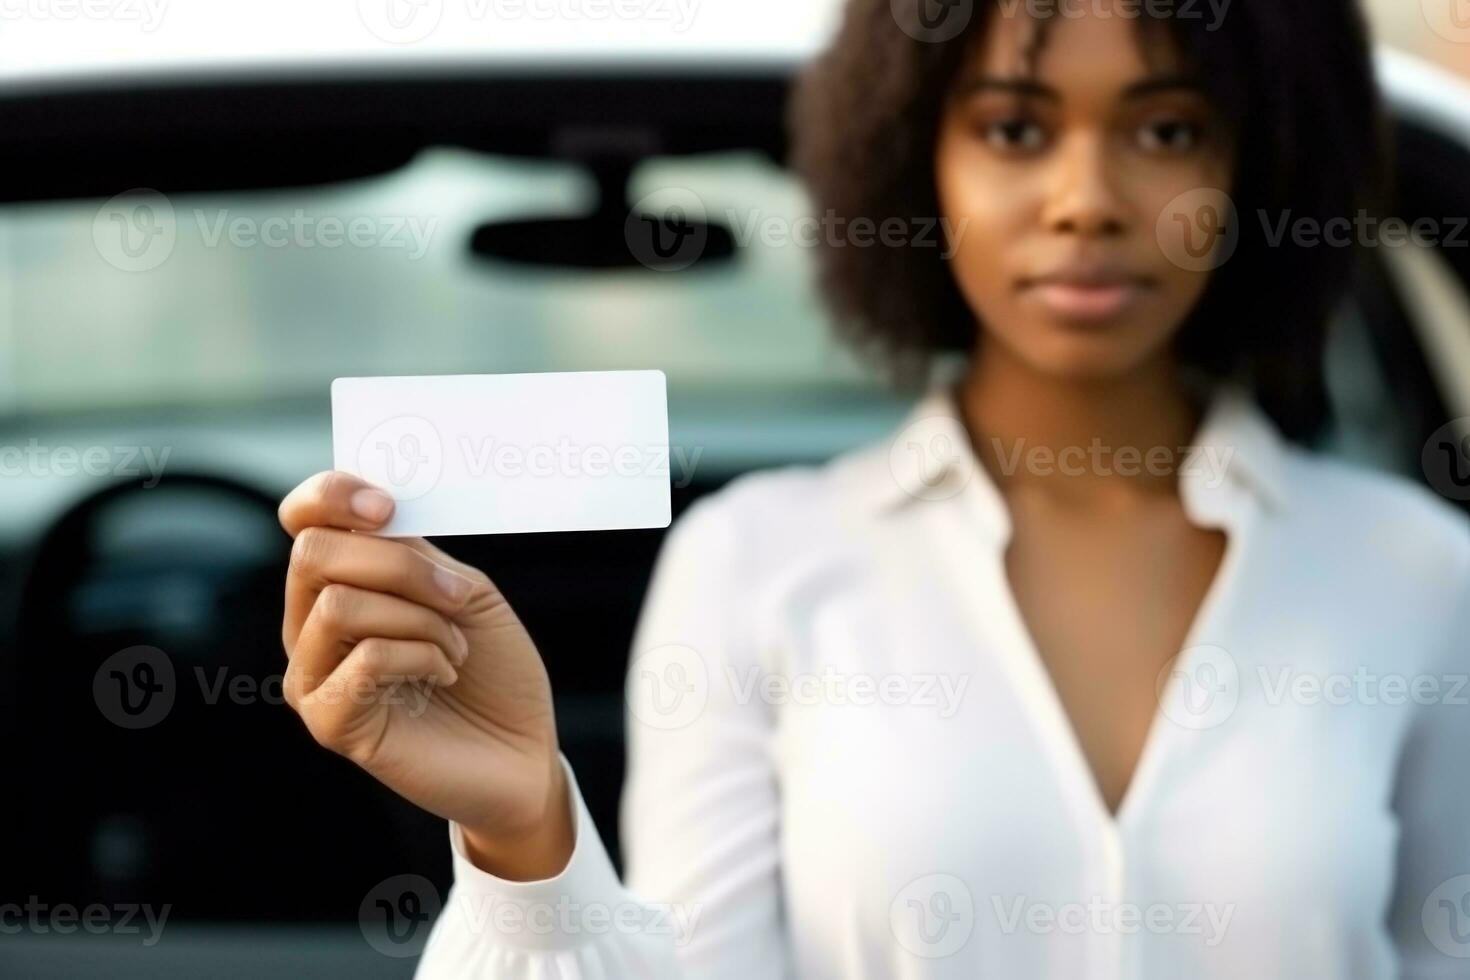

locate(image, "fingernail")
[[450, 623, 469, 663], [434, 565, 474, 605], [350, 488, 394, 523], [444, 665, 459, 686]]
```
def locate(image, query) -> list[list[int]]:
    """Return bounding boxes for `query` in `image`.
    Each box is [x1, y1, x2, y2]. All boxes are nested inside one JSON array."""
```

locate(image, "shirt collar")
[[847, 383, 1292, 540]]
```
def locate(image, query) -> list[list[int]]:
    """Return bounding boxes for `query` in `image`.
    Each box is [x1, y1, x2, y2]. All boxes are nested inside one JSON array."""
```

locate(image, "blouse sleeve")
[[1387, 530, 1470, 979], [415, 494, 792, 979]]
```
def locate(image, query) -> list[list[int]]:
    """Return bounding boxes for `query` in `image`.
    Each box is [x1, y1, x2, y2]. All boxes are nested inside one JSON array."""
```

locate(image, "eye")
[[982, 117, 1048, 153], [1138, 118, 1203, 153]]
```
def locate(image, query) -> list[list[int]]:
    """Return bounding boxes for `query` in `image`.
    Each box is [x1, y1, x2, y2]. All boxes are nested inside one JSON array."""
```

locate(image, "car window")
[[0, 149, 876, 416]]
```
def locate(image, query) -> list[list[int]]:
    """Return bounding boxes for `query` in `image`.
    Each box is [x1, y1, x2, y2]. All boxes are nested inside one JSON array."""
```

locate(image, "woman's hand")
[[278, 471, 573, 880]]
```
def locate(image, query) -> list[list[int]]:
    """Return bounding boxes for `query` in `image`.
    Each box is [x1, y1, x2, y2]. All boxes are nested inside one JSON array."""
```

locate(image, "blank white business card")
[[331, 370, 671, 537]]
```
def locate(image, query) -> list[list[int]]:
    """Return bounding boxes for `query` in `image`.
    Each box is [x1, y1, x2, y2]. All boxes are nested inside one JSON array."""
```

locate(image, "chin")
[[1008, 322, 1165, 381]]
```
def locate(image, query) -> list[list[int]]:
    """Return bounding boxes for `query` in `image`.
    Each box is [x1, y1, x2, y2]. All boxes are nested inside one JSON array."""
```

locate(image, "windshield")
[[1, 148, 877, 416]]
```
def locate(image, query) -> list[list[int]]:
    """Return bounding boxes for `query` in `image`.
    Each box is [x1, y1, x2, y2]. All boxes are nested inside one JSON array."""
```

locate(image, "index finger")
[[278, 470, 396, 538]]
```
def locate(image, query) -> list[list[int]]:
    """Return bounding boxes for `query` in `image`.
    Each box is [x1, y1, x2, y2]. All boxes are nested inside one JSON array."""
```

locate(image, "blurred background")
[[1370, 0, 1470, 79], [3, 0, 1470, 976]]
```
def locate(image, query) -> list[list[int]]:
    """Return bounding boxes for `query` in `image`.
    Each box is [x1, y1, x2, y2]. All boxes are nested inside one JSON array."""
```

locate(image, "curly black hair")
[[788, 0, 1389, 441]]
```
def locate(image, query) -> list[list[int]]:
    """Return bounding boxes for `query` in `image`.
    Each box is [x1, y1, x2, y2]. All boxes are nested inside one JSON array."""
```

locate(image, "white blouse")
[[415, 386, 1470, 979]]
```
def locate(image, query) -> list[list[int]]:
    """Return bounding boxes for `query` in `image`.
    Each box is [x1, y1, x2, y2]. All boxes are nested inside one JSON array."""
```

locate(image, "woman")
[[276, 1, 1470, 976]]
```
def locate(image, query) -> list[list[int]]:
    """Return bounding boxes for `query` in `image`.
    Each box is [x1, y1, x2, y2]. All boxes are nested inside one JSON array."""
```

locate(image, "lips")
[[1019, 269, 1155, 322]]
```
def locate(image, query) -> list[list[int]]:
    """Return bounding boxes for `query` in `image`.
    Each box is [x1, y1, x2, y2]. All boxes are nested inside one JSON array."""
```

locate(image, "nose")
[[1041, 131, 1128, 238]]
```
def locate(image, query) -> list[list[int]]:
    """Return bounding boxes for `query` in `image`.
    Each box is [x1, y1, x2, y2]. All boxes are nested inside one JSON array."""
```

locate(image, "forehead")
[[968, 4, 1187, 87]]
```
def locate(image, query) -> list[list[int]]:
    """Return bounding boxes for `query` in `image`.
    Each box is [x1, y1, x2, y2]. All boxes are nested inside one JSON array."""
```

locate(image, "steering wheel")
[[6, 472, 449, 917]]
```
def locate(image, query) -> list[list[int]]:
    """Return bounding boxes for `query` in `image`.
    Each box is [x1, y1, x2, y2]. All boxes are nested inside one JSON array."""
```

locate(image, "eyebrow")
[[952, 73, 1206, 101]]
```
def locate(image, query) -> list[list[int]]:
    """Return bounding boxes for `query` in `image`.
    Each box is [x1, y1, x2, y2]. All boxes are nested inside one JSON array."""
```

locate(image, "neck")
[[957, 338, 1202, 498]]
